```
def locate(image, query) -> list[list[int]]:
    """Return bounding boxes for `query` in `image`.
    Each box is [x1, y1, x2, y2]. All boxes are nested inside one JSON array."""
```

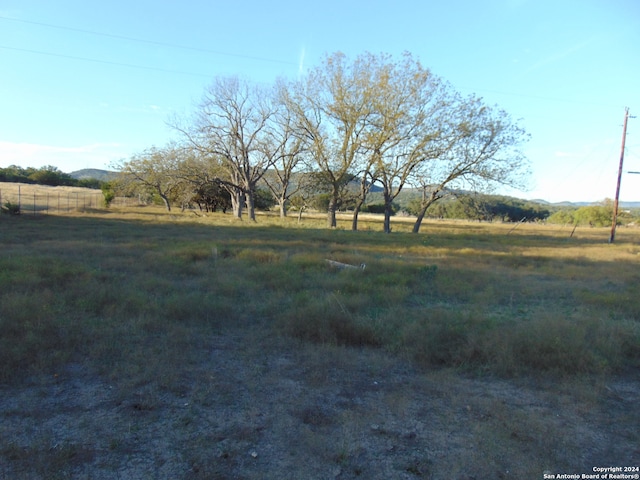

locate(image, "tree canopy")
[[0, 165, 103, 189]]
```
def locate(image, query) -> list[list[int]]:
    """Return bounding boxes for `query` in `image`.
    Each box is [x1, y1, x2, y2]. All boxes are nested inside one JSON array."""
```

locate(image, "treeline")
[[314, 189, 550, 222], [546, 200, 639, 227], [407, 194, 550, 222], [115, 51, 530, 233], [0, 165, 104, 189]]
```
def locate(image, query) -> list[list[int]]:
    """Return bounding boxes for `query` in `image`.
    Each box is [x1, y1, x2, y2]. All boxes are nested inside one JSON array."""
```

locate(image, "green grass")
[[0, 209, 639, 387]]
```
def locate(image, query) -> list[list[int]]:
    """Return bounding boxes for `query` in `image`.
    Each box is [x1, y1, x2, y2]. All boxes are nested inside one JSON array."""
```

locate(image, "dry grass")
[[2, 206, 638, 380], [1, 205, 639, 478], [0, 182, 133, 213]]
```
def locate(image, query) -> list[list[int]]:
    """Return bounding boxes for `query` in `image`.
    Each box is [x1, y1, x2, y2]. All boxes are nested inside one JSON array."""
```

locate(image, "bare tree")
[[287, 171, 321, 222], [174, 76, 279, 221], [260, 79, 308, 218]]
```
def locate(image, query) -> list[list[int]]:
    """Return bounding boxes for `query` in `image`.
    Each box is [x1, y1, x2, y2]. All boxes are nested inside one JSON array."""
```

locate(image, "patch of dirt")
[[1, 330, 638, 479]]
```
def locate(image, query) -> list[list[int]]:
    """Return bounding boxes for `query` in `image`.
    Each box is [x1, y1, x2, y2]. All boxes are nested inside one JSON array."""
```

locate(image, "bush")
[[573, 203, 613, 227], [277, 292, 382, 347], [101, 182, 116, 207], [1, 202, 20, 215], [548, 200, 614, 227], [28, 165, 75, 186], [254, 187, 276, 211], [397, 309, 491, 368], [362, 203, 399, 215], [547, 209, 575, 225]]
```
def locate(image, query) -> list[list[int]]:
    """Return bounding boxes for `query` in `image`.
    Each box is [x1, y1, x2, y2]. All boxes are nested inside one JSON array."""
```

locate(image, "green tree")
[[116, 144, 187, 212], [28, 166, 75, 186], [573, 200, 614, 227], [0, 165, 34, 183], [189, 180, 232, 213], [411, 96, 530, 232], [254, 187, 277, 211], [362, 52, 450, 233], [289, 52, 375, 228], [78, 178, 103, 189], [547, 209, 576, 225]]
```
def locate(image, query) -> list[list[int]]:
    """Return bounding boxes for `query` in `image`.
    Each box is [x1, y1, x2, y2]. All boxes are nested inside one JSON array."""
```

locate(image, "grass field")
[[1, 204, 639, 478]]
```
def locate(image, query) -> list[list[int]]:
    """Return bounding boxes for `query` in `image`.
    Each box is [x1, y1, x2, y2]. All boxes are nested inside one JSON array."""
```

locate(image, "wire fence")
[[0, 186, 137, 215]]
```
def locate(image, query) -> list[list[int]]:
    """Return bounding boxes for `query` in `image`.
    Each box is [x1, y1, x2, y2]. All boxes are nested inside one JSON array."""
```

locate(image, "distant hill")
[[69, 169, 118, 182], [529, 199, 640, 209], [65, 168, 640, 208], [617, 202, 640, 209]]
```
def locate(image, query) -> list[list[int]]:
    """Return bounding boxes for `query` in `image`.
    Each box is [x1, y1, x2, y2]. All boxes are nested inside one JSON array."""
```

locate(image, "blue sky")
[[1, 0, 639, 202]]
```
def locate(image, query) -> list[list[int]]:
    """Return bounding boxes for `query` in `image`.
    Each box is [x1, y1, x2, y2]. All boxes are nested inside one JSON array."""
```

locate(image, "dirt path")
[[1, 330, 638, 479]]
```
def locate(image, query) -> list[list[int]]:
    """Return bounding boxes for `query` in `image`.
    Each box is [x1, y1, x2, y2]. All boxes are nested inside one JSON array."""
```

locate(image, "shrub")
[[101, 182, 116, 207], [254, 187, 276, 211], [236, 248, 282, 264], [362, 203, 399, 215], [547, 209, 575, 225], [1, 201, 20, 215], [573, 203, 613, 227], [277, 292, 382, 347], [397, 309, 491, 368]]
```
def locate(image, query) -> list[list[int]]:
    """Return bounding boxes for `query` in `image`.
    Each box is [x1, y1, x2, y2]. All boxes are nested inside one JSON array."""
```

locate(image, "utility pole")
[[609, 107, 631, 244]]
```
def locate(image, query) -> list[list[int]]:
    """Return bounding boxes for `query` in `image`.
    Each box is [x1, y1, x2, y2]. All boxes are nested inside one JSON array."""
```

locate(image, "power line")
[[0, 16, 628, 111], [455, 84, 626, 110], [0, 15, 297, 66], [0, 44, 214, 77]]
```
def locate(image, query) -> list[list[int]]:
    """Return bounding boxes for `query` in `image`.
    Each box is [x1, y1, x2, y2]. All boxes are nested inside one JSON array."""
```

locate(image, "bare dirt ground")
[[1, 327, 638, 479]]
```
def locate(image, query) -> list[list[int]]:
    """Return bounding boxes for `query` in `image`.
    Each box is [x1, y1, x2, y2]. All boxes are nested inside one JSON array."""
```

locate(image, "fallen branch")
[[325, 259, 366, 271]]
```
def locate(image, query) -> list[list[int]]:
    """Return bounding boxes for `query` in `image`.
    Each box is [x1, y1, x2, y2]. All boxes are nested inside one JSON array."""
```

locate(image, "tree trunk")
[[352, 171, 371, 231], [327, 185, 340, 228], [159, 193, 171, 212], [327, 197, 338, 228], [327, 208, 337, 228], [231, 190, 243, 219], [351, 200, 364, 231], [412, 207, 427, 233], [278, 196, 287, 218], [382, 191, 393, 233], [383, 206, 392, 234], [412, 190, 441, 233], [246, 190, 256, 221]]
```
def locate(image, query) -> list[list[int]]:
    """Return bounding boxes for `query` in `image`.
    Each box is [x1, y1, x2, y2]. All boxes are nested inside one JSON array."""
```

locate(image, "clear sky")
[[1, 0, 639, 203]]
